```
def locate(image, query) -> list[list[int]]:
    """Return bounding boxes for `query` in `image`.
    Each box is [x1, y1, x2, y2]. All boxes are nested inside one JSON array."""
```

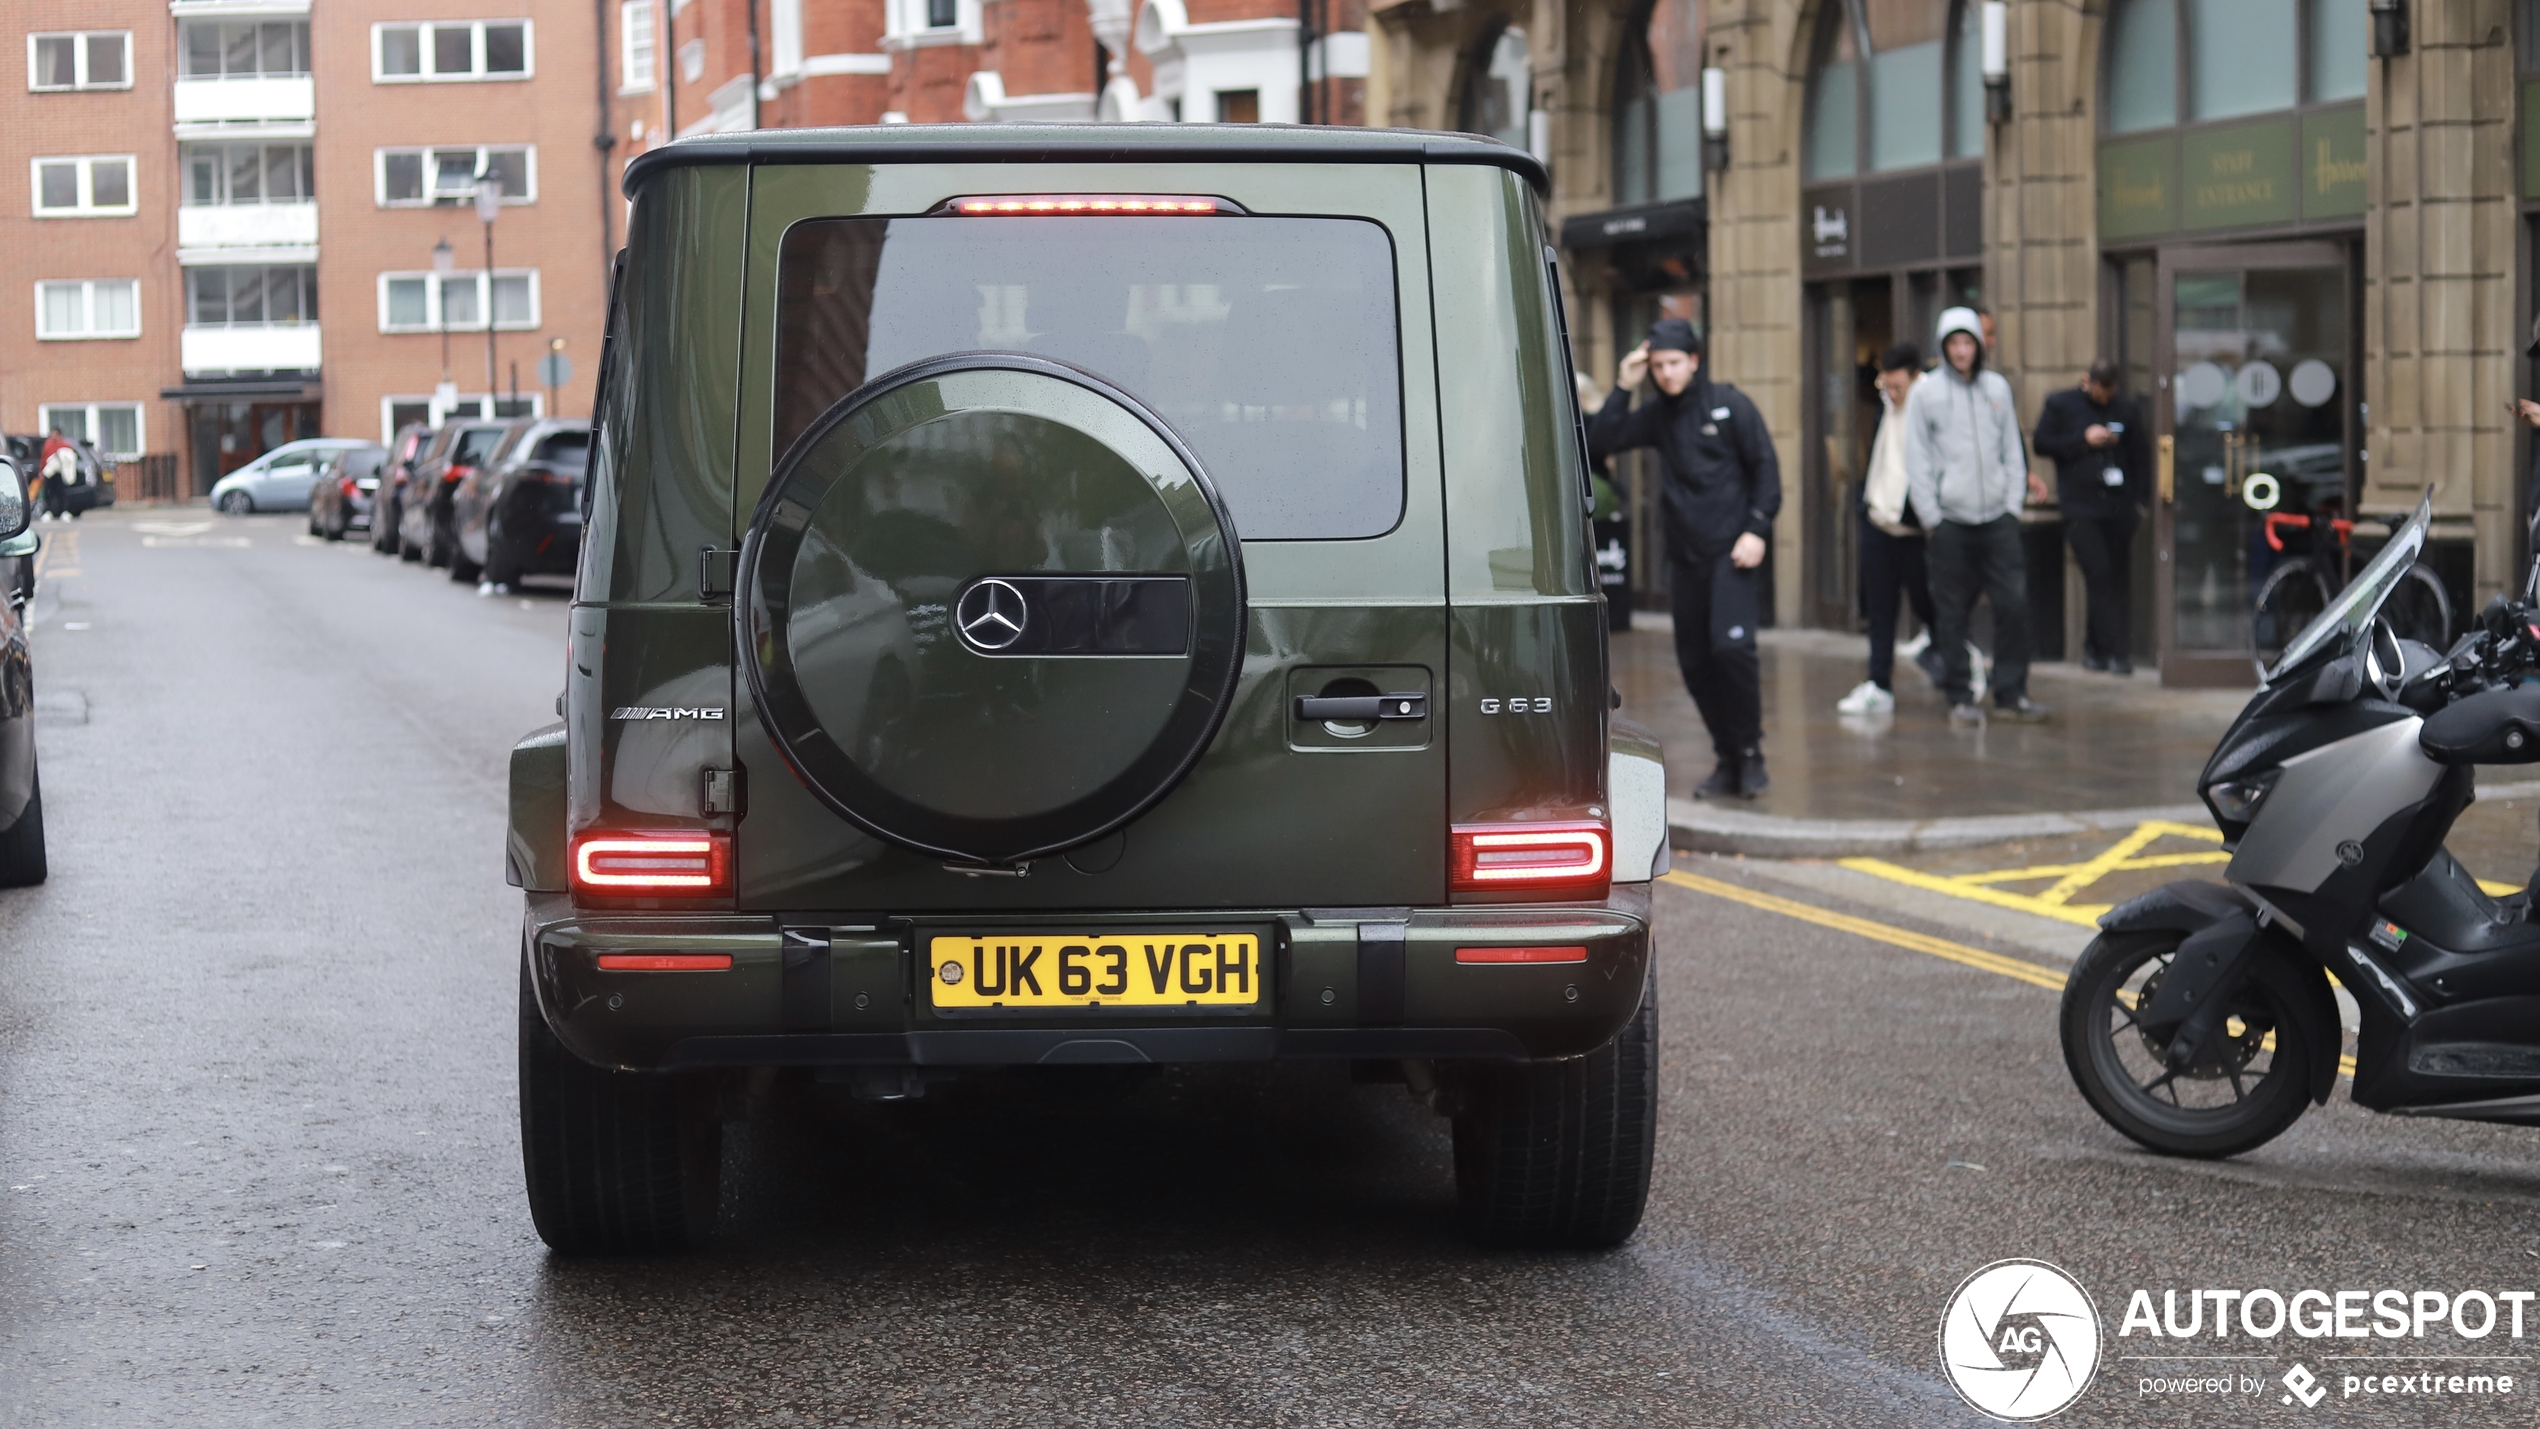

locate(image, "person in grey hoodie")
[[1903, 306, 2050, 724]]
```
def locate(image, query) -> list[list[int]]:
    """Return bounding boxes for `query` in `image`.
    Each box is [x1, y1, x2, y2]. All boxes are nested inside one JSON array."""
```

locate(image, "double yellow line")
[[1659, 868, 2357, 1077], [1661, 870, 2068, 990]]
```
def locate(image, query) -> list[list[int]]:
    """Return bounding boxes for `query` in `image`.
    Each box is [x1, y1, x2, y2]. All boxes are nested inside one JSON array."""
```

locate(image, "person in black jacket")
[[1588, 318, 1783, 799], [2033, 360, 2150, 674]]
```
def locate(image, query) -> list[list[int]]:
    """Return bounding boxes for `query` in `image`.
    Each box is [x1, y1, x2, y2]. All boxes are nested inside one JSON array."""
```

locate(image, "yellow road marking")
[[1659, 868, 2357, 1078], [1661, 870, 2068, 990], [1841, 820, 2229, 928]]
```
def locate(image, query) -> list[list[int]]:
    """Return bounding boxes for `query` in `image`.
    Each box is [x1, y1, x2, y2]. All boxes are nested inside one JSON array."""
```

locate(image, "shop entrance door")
[[2154, 243, 2351, 686]]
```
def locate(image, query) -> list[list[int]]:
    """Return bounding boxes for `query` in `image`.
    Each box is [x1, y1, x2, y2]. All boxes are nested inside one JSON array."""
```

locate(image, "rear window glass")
[[454, 427, 505, 465], [535, 431, 589, 467], [773, 215, 1403, 541]]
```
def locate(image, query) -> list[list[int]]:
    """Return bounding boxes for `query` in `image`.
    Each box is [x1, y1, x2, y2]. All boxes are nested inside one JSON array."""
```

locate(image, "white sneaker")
[[1836, 680, 1895, 715]]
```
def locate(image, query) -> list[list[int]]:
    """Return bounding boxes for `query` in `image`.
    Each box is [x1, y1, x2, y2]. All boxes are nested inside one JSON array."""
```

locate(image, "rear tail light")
[[1448, 820, 1609, 897], [338, 477, 357, 496], [947, 194, 1230, 216], [596, 953, 732, 971], [1455, 945, 1588, 964], [571, 832, 731, 895], [444, 465, 473, 484]]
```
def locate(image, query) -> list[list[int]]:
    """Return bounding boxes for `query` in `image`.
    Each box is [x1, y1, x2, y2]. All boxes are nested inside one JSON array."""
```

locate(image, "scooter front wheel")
[[2060, 929, 2330, 1158]]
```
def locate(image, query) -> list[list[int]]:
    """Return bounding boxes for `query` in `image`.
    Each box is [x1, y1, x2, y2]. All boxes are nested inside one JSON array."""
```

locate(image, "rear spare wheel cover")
[[739, 354, 1246, 865]]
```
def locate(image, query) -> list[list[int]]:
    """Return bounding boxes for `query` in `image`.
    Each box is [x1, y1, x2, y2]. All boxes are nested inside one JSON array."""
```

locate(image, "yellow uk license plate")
[[926, 933, 1264, 1011]]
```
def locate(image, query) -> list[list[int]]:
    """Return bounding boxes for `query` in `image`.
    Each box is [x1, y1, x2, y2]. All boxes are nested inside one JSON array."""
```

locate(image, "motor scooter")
[[2063, 492, 2540, 1155]]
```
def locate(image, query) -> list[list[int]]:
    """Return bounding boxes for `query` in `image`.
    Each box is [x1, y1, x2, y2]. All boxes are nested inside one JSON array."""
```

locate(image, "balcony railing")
[[177, 201, 317, 251], [180, 322, 321, 376], [172, 76, 315, 125]]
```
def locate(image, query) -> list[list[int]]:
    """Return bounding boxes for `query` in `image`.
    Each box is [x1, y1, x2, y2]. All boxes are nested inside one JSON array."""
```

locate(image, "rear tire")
[[1451, 966, 1657, 1249], [2060, 928, 2329, 1158], [484, 519, 521, 589], [518, 961, 720, 1254], [372, 499, 399, 554], [0, 764, 47, 887]]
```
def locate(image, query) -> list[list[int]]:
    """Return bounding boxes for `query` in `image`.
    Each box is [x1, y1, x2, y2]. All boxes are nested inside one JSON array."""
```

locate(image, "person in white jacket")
[[1837, 342, 1945, 715], [1903, 306, 2049, 725]]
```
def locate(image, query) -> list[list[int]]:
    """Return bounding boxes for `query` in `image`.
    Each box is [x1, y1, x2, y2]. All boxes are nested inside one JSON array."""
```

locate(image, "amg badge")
[[609, 706, 728, 721]]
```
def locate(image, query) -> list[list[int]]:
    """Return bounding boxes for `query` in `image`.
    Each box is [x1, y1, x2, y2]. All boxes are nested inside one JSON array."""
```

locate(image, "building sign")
[[2099, 104, 2360, 244], [2182, 117, 2297, 231], [2301, 107, 2367, 220], [1806, 195, 1851, 270], [2098, 135, 2176, 242]]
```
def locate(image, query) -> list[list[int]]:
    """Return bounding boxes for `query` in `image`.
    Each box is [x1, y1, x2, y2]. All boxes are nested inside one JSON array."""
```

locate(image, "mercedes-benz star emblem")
[[957, 578, 1029, 652]]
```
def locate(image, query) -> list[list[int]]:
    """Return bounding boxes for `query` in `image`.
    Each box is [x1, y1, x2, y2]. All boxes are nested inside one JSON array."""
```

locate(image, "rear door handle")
[[1295, 692, 1427, 721]]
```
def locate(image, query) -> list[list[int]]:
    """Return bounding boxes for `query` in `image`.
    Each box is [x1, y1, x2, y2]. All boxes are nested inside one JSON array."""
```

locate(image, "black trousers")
[[2064, 509, 2138, 662], [1858, 518, 1935, 690], [1927, 515, 2030, 708], [1668, 555, 1763, 761]]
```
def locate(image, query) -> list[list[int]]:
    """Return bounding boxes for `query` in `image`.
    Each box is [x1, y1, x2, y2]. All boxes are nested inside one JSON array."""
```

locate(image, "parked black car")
[[451, 418, 587, 587], [370, 424, 433, 556], [397, 418, 510, 567], [307, 443, 389, 540], [0, 454, 43, 885]]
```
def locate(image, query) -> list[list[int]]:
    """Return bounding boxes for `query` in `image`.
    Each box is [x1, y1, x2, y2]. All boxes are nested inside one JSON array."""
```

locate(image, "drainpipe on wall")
[[595, 0, 617, 276], [746, 0, 764, 129]]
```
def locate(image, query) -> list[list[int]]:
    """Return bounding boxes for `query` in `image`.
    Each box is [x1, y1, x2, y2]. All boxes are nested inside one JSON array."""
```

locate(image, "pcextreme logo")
[[1940, 1259, 2103, 1422]]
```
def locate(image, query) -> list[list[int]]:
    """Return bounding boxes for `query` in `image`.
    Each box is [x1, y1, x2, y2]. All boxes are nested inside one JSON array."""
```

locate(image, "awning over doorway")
[[1559, 196, 1704, 251], [158, 376, 323, 403]]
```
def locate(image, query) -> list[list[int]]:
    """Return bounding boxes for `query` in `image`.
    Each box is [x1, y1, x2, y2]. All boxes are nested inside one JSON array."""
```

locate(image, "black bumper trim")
[[661, 1025, 1533, 1068]]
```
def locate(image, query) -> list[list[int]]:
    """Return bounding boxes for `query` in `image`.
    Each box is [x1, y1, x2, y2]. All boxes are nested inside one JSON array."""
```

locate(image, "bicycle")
[[2252, 509, 2453, 663]]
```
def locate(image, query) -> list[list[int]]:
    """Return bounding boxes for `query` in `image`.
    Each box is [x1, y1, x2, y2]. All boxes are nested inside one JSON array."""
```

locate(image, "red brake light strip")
[[596, 953, 733, 971], [1455, 946, 1589, 964], [949, 194, 1225, 216]]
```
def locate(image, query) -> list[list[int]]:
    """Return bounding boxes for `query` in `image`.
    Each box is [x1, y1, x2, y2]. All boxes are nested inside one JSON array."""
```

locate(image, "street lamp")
[[432, 236, 457, 416], [1700, 65, 1728, 173], [1981, 0, 2010, 126], [475, 177, 501, 416], [2368, 0, 2409, 57]]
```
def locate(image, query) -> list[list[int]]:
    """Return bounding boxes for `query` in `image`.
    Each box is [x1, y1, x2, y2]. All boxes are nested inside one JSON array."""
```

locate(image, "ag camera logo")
[[1940, 1259, 2103, 1421]]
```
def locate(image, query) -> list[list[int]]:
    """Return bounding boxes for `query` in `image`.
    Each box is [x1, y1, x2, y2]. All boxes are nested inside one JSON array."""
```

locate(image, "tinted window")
[[534, 431, 590, 467], [774, 215, 1403, 541], [455, 427, 506, 464]]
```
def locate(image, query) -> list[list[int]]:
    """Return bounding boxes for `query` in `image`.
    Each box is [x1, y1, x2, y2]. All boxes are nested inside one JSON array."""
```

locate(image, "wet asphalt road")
[[3, 510, 2540, 1428]]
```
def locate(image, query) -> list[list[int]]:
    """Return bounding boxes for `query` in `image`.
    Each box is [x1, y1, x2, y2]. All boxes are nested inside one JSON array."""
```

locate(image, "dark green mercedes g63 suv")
[[509, 125, 1669, 1254]]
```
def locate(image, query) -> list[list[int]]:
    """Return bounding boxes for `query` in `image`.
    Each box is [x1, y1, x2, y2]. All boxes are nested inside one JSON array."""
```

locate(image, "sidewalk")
[[1614, 617, 2249, 856]]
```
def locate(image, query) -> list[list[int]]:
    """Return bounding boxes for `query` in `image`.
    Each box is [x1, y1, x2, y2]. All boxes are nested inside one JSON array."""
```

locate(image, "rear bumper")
[[524, 886, 1653, 1070]]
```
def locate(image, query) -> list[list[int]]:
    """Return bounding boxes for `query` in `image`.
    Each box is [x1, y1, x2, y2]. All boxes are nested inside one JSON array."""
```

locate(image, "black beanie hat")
[[1648, 318, 1701, 357]]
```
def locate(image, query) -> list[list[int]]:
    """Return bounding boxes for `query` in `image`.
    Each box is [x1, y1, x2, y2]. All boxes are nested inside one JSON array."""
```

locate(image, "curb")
[[1667, 799, 2212, 859]]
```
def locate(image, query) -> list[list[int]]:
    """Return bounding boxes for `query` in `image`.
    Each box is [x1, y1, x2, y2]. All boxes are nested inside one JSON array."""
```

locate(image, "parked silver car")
[[210, 438, 373, 515]]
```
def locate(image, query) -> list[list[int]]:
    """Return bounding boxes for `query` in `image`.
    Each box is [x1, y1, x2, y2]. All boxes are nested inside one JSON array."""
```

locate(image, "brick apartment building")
[[620, 0, 1365, 147], [0, 0, 1370, 495], [0, 0, 616, 494]]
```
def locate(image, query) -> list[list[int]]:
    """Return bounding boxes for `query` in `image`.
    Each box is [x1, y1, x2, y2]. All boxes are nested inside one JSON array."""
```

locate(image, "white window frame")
[[380, 392, 542, 437], [30, 155, 137, 217], [372, 145, 538, 207], [34, 279, 141, 340], [28, 31, 132, 91], [37, 402, 145, 458], [370, 20, 535, 82], [375, 268, 541, 333], [620, 0, 657, 92]]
